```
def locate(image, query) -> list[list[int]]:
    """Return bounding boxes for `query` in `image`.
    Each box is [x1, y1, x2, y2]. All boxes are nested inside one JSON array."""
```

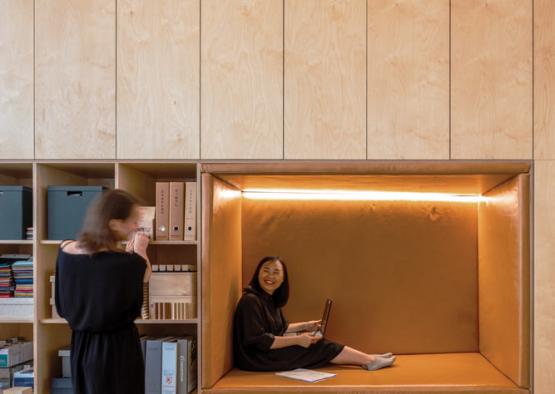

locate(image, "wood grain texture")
[[284, 0, 366, 159], [367, 0, 449, 159], [117, 0, 199, 159], [35, 0, 115, 159], [0, 0, 34, 159], [200, 160, 531, 175], [534, 0, 555, 159], [201, 0, 283, 159], [534, 160, 555, 394], [451, 0, 532, 159]]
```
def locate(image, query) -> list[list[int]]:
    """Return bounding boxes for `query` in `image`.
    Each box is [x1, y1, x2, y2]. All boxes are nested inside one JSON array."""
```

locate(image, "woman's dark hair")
[[78, 189, 140, 254], [248, 256, 289, 307]]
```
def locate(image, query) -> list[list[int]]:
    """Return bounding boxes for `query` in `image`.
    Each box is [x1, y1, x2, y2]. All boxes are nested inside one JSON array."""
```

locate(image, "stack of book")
[[142, 336, 197, 394], [0, 263, 13, 298], [25, 227, 33, 241], [141, 282, 150, 319], [155, 182, 196, 241], [0, 255, 32, 299], [12, 261, 33, 298], [12, 367, 33, 389]]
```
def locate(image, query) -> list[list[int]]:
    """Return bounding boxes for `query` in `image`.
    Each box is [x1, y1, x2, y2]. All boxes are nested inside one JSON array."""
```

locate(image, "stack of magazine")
[[275, 368, 336, 383]]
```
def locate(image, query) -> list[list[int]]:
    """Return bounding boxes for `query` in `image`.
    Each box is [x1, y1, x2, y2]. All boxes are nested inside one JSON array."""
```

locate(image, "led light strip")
[[242, 188, 487, 203]]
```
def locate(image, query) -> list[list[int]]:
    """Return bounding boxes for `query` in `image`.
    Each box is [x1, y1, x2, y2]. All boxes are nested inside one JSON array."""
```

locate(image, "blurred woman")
[[55, 189, 151, 394]]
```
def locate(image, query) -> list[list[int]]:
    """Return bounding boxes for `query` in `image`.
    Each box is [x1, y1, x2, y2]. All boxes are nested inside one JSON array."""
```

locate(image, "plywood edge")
[[199, 161, 531, 175], [201, 173, 214, 389]]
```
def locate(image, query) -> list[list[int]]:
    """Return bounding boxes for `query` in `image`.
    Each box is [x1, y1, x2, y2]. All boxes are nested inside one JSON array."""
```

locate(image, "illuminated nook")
[[201, 162, 530, 394]]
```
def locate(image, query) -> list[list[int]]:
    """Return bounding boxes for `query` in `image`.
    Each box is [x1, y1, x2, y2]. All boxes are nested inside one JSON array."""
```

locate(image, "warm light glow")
[[242, 188, 487, 203], [219, 189, 242, 200]]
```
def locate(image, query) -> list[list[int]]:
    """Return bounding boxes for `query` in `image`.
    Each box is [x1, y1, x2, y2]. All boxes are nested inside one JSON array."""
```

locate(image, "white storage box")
[[149, 272, 196, 297], [0, 298, 33, 321]]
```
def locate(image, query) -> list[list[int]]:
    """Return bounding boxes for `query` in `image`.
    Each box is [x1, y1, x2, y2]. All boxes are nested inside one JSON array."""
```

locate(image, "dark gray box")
[[0, 186, 32, 240], [48, 186, 107, 240], [51, 377, 73, 394]]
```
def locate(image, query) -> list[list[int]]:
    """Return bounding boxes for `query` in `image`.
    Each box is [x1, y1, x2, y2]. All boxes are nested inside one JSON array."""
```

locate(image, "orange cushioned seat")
[[206, 353, 526, 394]]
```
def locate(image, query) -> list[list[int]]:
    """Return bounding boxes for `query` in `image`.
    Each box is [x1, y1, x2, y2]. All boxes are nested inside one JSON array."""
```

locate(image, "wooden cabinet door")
[[35, 0, 116, 159], [201, 0, 283, 159], [118, 0, 199, 159], [535, 0, 555, 159], [367, 0, 449, 159], [284, 0, 366, 159], [451, 0, 532, 159], [0, 0, 34, 159]]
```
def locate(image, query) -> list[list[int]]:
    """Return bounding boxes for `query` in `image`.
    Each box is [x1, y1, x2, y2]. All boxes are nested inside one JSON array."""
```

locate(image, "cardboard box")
[[3, 387, 32, 394], [0, 342, 33, 368]]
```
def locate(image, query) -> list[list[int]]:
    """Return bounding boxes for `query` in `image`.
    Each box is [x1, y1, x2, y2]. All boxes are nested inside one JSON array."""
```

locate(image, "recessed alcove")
[[200, 161, 531, 394]]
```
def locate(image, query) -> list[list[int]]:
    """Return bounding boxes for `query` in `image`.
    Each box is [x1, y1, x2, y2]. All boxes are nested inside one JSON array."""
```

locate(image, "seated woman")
[[233, 256, 396, 372]]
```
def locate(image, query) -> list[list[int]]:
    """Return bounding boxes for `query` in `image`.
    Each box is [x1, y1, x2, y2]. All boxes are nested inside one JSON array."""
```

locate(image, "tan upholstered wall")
[[242, 198, 479, 354], [201, 174, 243, 389], [478, 174, 530, 388]]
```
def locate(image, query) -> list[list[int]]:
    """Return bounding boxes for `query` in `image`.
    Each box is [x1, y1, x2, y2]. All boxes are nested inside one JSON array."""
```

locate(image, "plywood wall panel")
[[367, 0, 449, 159], [0, 0, 34, 159], [35, 0, 116, 159], [451, 0, 532, 159], [118, 0, 199, 159], [534, 0, 555, 159], [284, 0, 366, 159], [534, 160, 555, 394], [201, 0, 282, 159]]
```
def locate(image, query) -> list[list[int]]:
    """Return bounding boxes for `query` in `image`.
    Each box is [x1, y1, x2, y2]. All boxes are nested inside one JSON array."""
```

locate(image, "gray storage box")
[[58, 347, 71, 378], [51, 377, 73, 394], [48, 186, 107, 240], [0, 186, 32, 240]]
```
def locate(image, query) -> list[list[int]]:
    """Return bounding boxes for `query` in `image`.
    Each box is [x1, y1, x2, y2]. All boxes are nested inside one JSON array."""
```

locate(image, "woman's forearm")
[[270, 335, 299, 349], [285, 322, 306, 334], [140, 254, 152, 283]]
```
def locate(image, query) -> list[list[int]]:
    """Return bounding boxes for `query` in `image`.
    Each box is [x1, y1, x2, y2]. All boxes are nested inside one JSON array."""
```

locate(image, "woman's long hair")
[[248, 256, 289, 307], [78, 189, 139, 254]]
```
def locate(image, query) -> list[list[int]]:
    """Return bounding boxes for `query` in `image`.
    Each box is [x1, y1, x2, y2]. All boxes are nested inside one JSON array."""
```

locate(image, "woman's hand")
[[302, 320, 322, 332], [125, 234, 135, 253], [296, 333, 322, 348], [133, 232, 150, 257]]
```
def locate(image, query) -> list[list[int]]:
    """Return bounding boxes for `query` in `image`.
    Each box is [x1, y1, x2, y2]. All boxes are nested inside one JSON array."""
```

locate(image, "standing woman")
[[55, 189, 152, 394]]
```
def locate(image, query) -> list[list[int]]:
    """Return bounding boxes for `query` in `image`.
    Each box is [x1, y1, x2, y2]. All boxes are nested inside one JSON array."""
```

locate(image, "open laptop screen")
[[320, 299, 333, 336]]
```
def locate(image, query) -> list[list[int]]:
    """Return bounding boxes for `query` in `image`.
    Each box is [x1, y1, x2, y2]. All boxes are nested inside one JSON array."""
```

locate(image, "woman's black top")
[[55, 242, 146, 394], [233, 286, 344, 371]]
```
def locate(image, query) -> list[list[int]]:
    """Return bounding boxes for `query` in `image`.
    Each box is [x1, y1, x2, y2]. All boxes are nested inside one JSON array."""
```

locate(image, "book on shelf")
[[146, 337, 197, 394], [156, 183, 170, 241], [169, 183, 184, 241], [184, 182, 196, 241]]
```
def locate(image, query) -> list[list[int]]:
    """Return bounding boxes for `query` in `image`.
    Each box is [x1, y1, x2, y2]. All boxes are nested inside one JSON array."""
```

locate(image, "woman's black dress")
[[233, 286, 344, 371], [55, 243, 146, 394]]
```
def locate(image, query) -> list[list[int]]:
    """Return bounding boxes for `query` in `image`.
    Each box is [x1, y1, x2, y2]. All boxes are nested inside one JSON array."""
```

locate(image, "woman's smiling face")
[[258, 260, 284, 295]]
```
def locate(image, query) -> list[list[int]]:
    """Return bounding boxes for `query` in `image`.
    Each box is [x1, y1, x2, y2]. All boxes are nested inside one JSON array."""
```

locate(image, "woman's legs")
[[329, 346, 376, 365]]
